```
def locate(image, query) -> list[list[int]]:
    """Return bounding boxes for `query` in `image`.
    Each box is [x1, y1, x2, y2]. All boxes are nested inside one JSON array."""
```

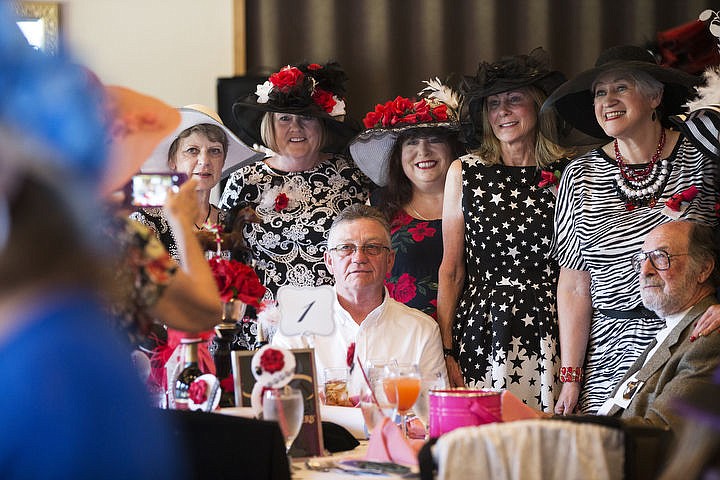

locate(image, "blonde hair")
[[260, 112, 327, 153], [474, 86, 574, 168]]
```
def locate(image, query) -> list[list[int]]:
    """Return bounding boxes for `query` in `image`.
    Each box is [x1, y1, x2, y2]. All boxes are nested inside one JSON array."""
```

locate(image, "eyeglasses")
[[328, 243, 391, 257], [630, 249, 689, 273]]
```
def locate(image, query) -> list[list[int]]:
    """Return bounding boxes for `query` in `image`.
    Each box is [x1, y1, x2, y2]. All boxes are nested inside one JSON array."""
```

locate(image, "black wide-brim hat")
[[231, 62, 360, 154], [541, 45, 700, 144], [461, 47, 567, 148]]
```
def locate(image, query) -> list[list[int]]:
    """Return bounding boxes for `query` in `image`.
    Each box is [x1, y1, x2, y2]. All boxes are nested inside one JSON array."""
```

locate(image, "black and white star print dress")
[[453, 153, 561, 411], [219, 154, 371, 300]]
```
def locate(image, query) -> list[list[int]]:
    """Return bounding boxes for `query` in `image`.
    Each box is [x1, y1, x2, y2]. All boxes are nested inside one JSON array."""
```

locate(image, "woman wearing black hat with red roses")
[[349, 79, 464, 319], [436, 48, 573, 411], [219, 62, 371, 313], [543, 45, 719, 415]]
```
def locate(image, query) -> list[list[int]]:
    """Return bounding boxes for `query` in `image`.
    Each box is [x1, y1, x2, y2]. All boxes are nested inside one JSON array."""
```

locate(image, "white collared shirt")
[[272, 287, 449, 393], [598, 307, 690, 415]]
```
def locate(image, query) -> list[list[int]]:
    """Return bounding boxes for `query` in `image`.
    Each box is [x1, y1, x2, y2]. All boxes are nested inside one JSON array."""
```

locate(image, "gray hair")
[[592, 68, 664, 103], [686, 221, 720, 288], [328, 204, 391, 246]]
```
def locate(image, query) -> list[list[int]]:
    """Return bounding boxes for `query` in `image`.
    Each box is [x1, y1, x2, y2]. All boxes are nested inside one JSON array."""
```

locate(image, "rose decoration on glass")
[[189, 379, 208, 404], [187, 374, 222, 412], [208, 256, 265, 307], [665, 185, 698, 212], [259, 347, 285, 374]]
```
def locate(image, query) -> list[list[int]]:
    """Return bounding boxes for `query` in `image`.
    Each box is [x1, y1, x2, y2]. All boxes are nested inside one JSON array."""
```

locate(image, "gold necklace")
[[407, 203, 433, 221], [194, 205, 212, 230]]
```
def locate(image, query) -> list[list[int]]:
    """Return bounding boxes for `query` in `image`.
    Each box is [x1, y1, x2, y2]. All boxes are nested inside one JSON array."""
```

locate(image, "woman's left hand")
[[690, 303, 720, 342]]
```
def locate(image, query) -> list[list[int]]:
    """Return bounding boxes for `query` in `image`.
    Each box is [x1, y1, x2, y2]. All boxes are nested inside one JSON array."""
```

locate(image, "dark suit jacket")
[[607, 295, 720, 433]]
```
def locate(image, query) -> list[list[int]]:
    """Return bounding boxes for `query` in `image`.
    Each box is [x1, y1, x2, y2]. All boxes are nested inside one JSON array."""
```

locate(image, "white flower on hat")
[[330, 96, 346, 117], [255, 81, 273, 104]]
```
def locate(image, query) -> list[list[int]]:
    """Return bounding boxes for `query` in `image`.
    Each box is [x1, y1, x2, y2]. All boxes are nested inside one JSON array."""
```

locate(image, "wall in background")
[[57, 0, 236, 110], [244, 0, 719, 119]]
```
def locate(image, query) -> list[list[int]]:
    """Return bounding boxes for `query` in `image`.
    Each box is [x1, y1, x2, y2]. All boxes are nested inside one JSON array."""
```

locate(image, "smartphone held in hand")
[[126, 172, 187, 207]]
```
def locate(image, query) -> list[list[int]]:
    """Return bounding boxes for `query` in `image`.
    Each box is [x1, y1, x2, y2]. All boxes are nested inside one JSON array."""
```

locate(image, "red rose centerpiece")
[[208, 257, 265, 307]]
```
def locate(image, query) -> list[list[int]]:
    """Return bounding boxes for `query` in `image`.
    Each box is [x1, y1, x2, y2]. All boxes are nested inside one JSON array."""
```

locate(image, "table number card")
[[276, 285, 335, 337]]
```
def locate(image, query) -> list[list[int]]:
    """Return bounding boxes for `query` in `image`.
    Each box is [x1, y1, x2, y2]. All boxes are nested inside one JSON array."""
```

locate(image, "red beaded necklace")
[[614, 129, 666, 182]]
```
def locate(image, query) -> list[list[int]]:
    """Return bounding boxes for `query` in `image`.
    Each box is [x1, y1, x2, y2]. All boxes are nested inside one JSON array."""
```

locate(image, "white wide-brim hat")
[[142, 104, 263, 178]]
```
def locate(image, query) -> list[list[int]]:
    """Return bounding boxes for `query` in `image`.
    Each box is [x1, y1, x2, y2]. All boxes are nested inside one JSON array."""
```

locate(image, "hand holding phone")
[[126, 172, 187, 208]]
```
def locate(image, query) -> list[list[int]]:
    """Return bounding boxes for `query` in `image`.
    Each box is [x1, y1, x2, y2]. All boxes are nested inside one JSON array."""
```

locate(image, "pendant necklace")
[[612, 129, 671, 210], [194, 206, 212, 230]]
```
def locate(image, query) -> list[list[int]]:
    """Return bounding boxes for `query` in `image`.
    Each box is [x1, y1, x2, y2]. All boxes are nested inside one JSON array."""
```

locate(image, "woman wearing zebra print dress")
[[542, 45, 720, 415]]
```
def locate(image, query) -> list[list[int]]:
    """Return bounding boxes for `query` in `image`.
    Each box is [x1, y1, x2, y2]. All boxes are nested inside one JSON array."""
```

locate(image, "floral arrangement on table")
[[208, 255, 266, 308], [254, 62, 348, 117]]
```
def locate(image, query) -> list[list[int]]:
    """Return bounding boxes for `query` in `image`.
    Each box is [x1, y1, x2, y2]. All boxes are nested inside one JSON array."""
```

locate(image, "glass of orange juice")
[[383, 363, 421, 438]]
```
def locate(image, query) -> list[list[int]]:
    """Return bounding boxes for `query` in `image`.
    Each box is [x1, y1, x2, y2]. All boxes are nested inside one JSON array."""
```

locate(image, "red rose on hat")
[[269, 66, 304, 92], [312, 88, 337, 114]]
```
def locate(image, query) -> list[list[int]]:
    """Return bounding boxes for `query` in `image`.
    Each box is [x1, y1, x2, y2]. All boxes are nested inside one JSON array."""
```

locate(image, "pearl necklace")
[[612, 129, 671, 210]]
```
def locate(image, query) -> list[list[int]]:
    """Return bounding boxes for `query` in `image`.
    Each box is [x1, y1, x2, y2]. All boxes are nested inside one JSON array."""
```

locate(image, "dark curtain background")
[[238, 0, 717, 125]]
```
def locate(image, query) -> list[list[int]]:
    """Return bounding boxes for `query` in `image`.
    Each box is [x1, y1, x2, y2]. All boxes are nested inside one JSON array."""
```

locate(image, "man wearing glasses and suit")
[[598, 220, 720, 435], [273, 204, 448, 394]]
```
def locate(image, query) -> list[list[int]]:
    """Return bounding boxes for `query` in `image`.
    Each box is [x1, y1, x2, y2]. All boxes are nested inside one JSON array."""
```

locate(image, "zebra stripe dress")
[[551, 135, 718, 413]]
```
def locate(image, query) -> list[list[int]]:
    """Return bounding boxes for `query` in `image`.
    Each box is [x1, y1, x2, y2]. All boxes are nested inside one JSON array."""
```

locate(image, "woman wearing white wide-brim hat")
[[132, 105, 262, 260]]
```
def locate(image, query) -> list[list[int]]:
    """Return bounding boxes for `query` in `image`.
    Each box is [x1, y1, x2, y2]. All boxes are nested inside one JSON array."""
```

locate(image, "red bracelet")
[[560, 366, 583, 383]]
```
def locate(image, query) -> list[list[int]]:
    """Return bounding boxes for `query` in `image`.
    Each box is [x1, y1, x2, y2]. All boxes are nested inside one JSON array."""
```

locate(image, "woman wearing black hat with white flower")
[[543, 45, 719, 415], [219, 62, 371, 307], [436, 48, 574, 411]]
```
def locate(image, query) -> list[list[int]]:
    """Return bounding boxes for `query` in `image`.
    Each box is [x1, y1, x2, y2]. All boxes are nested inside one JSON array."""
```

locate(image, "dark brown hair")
[[376, 127, 462, 221]]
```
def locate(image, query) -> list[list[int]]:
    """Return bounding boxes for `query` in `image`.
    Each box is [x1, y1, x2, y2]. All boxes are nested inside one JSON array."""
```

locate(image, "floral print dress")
[[219, 154, 371, 300], [384, 210, 443, 318]]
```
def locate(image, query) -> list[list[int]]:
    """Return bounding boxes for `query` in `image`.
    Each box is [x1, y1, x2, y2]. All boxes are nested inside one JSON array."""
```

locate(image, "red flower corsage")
[[274, 192, 289, 211], [259, 348, 285, 374], [666, 186, 698, 212], [538, 169, 561, 188], [346, 342, 356, 373], [189, 379, 208, 404]]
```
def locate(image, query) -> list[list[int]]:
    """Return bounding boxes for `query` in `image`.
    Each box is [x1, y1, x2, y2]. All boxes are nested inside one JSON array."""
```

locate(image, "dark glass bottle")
[[173, 338, 203, 410]]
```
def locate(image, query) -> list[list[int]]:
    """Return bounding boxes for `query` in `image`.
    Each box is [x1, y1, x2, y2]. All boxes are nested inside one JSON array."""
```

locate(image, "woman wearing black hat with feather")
[[437, 48, 573, 411], [219, 62, 371, 312], [543, 45, 720, 415]]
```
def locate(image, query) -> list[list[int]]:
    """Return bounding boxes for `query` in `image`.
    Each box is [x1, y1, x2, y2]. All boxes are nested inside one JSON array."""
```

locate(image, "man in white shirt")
[[598, 220, 720, 434], [272, 204, 448, 394]]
